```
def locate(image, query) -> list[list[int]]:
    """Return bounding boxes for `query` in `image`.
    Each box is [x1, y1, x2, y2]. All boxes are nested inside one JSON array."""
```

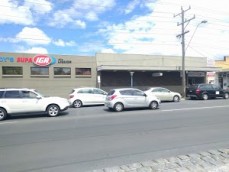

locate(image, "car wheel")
[[173, 95, 180, 102], [73, 100, 82, 108], [114, 103, 124, 112], [224, 93, 229, 99], [0, 108, 7, 121], [149, 101, 158, 109], [202, 94, 208, 100], [47, 104, 60, 117]]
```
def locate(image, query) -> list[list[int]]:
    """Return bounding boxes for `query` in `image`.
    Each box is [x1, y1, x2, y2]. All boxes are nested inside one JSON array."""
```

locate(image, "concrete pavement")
[[91, 148, 229, 172]]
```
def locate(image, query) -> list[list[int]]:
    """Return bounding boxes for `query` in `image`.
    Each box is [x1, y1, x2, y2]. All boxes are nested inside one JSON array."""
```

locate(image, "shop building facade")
[[0, 52, 220, 97], [215, 56, 229, 90], [96, 53, 219, 95], [0, 52, 97, 97]]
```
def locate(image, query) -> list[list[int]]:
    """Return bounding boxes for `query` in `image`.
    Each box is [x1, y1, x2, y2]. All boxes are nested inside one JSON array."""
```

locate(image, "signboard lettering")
[[33, 55, 51, 66]]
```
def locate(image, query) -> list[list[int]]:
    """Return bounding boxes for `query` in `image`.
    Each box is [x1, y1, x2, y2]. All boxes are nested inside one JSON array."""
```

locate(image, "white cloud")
[[50, 11, 86, 28], [100, 48, 116, 53], [125, 0, 141, 14], [0, 0, 34, 25], [49, 0, 115, 27], [101, 0, 229, 59], [15, 27, 51, 45], [53, 39, 77, 47], [19, 47, 48, 54], [24, 0, 53, 14], [74, 20, 86, 28], [0, 0, 53, 25]]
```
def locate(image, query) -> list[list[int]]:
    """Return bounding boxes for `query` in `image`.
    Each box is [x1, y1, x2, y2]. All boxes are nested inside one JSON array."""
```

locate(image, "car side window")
[[21, 91, 38, 98], [4, 91, 21, 98], [120, 90, 132, 95], [212, 85, 220, 90], [152, 88, 160, 92], [200, 85, 212, 90], [0, 91, 4, 98], [78, 88, 93, 94], [161, 88, 169, 93], [93, 89, 105, 95], [132, 90, 145, 96]]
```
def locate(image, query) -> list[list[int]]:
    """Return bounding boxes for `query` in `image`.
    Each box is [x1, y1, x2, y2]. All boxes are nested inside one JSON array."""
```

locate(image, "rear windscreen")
[[108, 90, 115, 96]]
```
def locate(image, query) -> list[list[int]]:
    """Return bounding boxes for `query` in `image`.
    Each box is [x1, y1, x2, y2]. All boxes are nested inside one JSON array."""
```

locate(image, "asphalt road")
[[1, 99, 229, 172]]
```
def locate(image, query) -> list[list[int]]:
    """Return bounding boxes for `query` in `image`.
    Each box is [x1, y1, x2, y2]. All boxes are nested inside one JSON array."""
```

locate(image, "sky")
[[0, 0, 229, 60]]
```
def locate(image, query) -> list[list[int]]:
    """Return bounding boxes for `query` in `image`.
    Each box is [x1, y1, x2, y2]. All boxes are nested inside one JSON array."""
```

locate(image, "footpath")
[[90, 148, 229, 172]]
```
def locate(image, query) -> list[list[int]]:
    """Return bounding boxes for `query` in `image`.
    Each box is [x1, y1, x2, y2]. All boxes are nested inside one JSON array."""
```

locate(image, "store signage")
[[33, 55, 52, 66], [187, 72, 205, 77], [0, 55, 72, 66], [0, 57, 14, 62]]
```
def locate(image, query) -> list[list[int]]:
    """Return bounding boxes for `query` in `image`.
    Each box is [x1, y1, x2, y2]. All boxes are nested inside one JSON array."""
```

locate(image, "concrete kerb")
[[90, 148, 229, 172]]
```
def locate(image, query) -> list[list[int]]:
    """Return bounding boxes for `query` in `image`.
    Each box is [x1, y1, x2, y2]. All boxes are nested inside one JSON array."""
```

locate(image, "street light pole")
[[186, 20, 207, 51]]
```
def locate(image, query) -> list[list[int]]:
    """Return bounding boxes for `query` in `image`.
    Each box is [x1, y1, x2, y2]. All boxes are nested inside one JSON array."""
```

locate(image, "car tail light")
[[69, 95, 74, 99], [196, 89, 201, 94], [109, 95, 117, 101]]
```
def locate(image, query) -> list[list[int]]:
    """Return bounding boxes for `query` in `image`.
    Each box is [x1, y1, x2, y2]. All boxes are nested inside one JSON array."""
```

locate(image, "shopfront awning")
[[97, 65, 221, 72]]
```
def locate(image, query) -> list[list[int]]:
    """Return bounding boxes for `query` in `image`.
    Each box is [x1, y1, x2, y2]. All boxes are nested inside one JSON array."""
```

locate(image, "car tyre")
[[202, 94, 208, 100], [149, 101, 158, 109], [0, 108, 7, 121], [114, 102, 124, 112], [173, 95, 180, 102], [73, 100, 82, 108], [47, 104, 60, 117], [224, 93, 229, 99]]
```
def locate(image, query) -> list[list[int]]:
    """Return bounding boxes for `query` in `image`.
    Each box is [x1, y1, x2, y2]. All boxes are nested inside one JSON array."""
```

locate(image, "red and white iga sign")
[[16, 55, 56, 66], [33, 55, 52, 66]]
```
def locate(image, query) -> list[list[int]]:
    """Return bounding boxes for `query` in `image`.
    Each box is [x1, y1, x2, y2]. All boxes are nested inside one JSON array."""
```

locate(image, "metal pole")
[[130, 72, 134, 87], [181, 7, 186, 98]]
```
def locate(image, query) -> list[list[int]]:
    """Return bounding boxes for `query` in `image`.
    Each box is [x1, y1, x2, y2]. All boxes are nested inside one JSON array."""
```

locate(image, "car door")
[[204, 84, 215, 98], [3, 90, 24, 113], [151, 88, 166, 101], [20, 90, 42, 112], [119, 90, 134, 107], [131, 89, 147, 107], [77, 88, 94, 105], [92, 88, 107, 104], [160, 88, 172, 101]]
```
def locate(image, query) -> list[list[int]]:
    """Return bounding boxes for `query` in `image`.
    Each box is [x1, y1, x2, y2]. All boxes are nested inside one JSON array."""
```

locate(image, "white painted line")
[[0, 121, 18, 125], [161, 105, 229, 112]]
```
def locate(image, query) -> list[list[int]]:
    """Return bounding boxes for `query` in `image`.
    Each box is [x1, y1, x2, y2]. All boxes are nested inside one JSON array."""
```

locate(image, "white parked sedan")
[[0, 88, 70, 121], [105, 88, 160, 112], [145, 87, 181, 102], [69, 87, 107, 108]]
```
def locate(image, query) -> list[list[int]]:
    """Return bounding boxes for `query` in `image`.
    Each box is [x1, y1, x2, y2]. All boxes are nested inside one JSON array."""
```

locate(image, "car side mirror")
[[143, 93, 147, 97], [36, 95, 42, 99]]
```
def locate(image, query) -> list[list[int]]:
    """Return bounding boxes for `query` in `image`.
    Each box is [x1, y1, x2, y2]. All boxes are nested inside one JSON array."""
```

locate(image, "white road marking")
[[0, 121, 18, 125], [161, 105, 229, 112]]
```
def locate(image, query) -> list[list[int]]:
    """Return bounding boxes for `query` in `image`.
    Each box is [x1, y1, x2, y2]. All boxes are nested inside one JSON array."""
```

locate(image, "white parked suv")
[[0, 88, 70, 121], [105, 88, 161, 112], [69, 87, 107, 108]]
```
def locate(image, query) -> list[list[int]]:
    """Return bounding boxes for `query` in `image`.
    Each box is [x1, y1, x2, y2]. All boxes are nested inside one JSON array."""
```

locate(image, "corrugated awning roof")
[[97, 65, 221, 72]]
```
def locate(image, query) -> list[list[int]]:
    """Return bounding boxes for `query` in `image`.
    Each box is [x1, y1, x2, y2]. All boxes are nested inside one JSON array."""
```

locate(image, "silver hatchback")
[[105, 88, 161, 112]]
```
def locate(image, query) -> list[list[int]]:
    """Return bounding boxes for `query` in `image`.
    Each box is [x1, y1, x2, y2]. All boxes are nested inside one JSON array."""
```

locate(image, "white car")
[[69, 87, 107, 108], [0, 88, 70, 121], [145, 87, 181, 102], [105, 88, 161, 112]]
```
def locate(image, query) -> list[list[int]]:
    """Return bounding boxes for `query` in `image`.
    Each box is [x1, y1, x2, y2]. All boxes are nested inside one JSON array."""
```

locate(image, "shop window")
[[31, 67, 49, 77], [2, 66, 23, 77], [54, 67, 71, 78], [75, 68, 91, 77]]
